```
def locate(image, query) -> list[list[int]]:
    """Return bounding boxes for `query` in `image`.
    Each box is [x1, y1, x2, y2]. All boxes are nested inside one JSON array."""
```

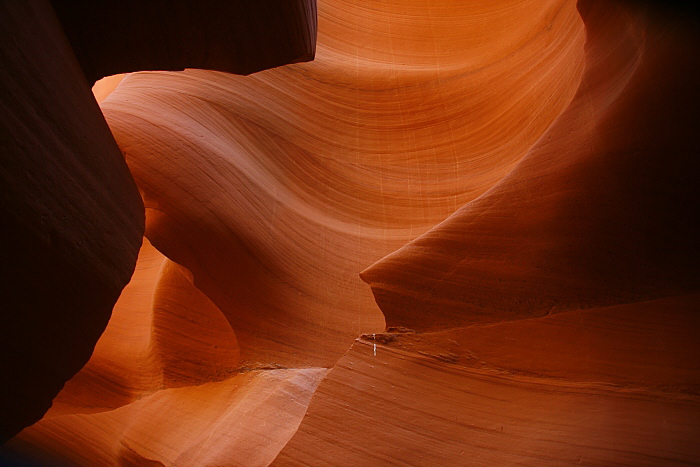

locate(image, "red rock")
[[0, 1, 144, 442], [275, 295, 700, 465], [96, 0, 583, 370], [0, 0, 315, 445], [3, 0, 699, 464]]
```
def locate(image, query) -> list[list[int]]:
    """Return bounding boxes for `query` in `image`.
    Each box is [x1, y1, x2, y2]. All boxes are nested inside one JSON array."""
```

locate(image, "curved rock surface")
[[99, 0, 584, 369], [1, 0, 315, 447], [0, 1, 144, 442], [362, 0, 700, 330], [276, 293, 700, 465], [3, 0, 700, 465]]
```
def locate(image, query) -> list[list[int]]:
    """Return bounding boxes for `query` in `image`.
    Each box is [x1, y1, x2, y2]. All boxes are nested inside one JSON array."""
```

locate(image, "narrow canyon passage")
[[2, 0, 699, 465]]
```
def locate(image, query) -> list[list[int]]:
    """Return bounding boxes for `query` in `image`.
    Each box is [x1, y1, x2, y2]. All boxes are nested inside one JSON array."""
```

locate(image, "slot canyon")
[[1, 0, 699, 465]]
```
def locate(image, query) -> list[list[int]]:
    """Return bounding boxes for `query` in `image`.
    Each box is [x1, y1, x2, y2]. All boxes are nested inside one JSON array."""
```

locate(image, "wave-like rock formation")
[[3, 0, 699, 464], [361, 0, 700, 331], [275, 293, 700, 464], [97, 0, 584, 371]]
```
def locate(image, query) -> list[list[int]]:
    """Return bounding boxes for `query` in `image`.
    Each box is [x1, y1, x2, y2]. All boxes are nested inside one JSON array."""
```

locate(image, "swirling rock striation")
[[362, 0, 700, 331], [0, 1, 144, 443], [276, 1, 700, 464], [275, 293, 700, 464]]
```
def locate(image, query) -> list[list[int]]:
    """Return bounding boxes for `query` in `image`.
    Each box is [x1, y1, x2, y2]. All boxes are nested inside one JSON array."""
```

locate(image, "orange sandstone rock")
[[1, 0, 316, 447], [12, 368, 328, 466], [1, 0, 316, 448], [0, 1, 144, 442], [98, 0, 584, 370], [362, 0, 700, 330], [3, 0, 700, 464]]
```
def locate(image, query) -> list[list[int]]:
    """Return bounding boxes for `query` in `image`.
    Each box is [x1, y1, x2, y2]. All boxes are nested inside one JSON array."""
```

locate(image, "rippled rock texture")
[[2, 0, 699, 465], [1, 1, 145, 443]]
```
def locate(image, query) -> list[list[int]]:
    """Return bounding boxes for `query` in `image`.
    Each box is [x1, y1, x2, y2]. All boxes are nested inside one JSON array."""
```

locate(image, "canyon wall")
[[2, 0, 698, 464], [0, 1, 144, 443], [0, 0, 315, 445]]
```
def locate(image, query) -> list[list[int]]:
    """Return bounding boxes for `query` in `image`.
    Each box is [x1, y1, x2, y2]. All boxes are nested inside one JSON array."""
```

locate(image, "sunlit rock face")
[[3, 0, 700, 465], [98, 0, 584, 372]]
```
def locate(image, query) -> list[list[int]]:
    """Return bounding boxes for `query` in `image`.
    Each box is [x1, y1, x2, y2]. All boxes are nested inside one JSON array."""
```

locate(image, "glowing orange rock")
[[4, 0, 699, 464], [0, 2, 144, 441], [98, 0, 584, 370]]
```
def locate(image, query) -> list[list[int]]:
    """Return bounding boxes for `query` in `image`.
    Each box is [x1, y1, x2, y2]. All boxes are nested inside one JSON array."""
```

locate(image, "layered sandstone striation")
[[278, 1, 700, 464], [50, 0, 317, 83], [97, 0, 585, 371], [275, 294, 700, 465], [2, 0, 699, 465], [361, 0, 700, 331]]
